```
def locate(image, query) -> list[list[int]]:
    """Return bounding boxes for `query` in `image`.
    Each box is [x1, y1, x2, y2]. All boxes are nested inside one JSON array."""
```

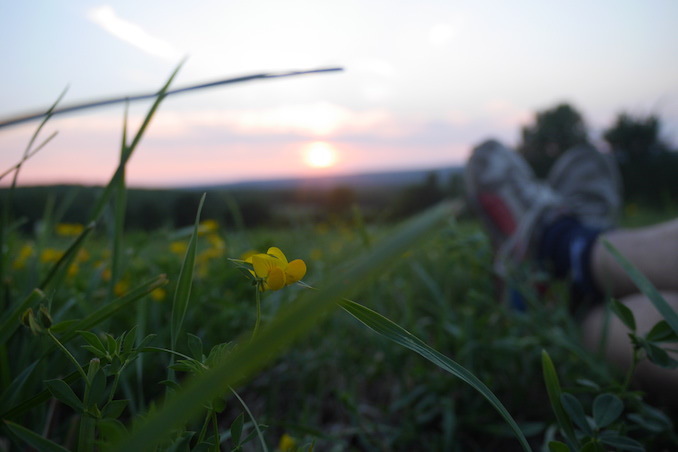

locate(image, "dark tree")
[[603, 112, 667, 161], [518, 103, 589, 177], [603, 112, 677, 206]]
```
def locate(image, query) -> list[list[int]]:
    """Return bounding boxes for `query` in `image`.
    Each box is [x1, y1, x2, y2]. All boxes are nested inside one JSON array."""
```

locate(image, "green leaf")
[[170, 193, 206, 349], [340, 298, 532, 452], [105, 333, 118, 356], [0, 288, 45, 345], [642, 342, 678, 369], [627, 404, 672, 433], [78, 330, 107, 354], [231, 412, 245, 445], [187, 333, 203, 360], [102, 399, 129, 419], [645, 320, 678, 343], [599, 434, 645, 452], [610, 299, 636, 332], [592, 394, 623, 429], [541, 351, 578, 448], [548, 441, 571, 452], [603, 240, 678, 338], [580, 439, 605, 452], [122, 326, 137, 354], [45, 379, 84, 413], [85, 368, 108, 408], [561, 393, 592, 436], [4, 420, 71, 452], [97, 418, 128, 444]]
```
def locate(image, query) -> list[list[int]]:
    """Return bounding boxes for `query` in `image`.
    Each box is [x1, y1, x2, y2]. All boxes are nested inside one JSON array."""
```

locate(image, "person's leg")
[[581, 291, 678, 401], [591, 218, 678, 298]]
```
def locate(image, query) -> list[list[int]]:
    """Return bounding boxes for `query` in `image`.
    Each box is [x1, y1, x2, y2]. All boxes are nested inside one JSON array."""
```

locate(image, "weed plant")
[[1, 65, 677, 451]]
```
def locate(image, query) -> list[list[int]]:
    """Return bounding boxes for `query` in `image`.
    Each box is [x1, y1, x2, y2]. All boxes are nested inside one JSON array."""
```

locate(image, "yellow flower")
[[114, 280, 130, 297], [55, 223, 84, 237], [150, 287, 167, 302], [198, 219, 219, 235], [246, 247, 306, 291], [40, 248, 63, 263], [12, 244, 34, 269], [170, 241, 188, 255], [278, 433, 296, 452]]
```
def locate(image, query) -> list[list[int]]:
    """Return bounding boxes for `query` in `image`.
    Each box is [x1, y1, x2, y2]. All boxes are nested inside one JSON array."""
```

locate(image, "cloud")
[[88, 5, 183, 61]]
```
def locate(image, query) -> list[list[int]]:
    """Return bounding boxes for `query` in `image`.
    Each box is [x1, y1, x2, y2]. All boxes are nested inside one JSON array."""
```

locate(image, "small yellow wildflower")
[[198, 219, 219, 235], [170, 241, 188, 255], [278, 433, 296, 452], [67, 263, 79, 278], [55, 223, 84, 237], [150, 287, 167, 302], [12, 244, 34, 269], [40, 248, 63, 263], [246, 247, 306, 291], [114, 280, 130, 297]]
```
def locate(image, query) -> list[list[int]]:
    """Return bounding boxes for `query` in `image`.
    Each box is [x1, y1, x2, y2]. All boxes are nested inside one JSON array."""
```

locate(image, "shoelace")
[[494, 187, 562, 278]]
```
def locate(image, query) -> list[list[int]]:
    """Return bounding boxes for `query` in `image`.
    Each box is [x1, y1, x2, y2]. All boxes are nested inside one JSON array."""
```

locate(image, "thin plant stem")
[[197, 410, 211, 444], [622, 348, 640, 391], [47, 330, 89, 386], [253, 288, 262, 339], [230, 386, 268, 452], [211, 410, 220, 452]]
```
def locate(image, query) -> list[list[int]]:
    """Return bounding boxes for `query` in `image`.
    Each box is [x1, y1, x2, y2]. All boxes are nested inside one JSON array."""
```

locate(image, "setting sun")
[[303, 141, 337, 168]]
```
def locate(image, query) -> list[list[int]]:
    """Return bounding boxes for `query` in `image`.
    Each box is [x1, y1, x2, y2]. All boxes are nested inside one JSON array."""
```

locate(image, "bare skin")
[[591, 218, 678, 297], [582, 220, 678, 399]]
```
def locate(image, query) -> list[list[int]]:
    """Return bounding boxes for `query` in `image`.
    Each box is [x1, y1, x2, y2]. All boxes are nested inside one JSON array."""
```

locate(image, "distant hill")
[[4, 165, 466, 231], [183, 165, 464, 192]]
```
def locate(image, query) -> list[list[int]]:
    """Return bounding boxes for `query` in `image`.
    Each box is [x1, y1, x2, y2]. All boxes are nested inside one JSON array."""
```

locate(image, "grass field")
[[2, 67, 677, 452]]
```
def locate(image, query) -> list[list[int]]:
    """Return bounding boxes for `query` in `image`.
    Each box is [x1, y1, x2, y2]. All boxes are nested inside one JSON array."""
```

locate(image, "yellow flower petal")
[[266, 247, 288, 265], [251, 254, 273, 278], [285, 259, 306, 284], [267, 266, 286, 290]]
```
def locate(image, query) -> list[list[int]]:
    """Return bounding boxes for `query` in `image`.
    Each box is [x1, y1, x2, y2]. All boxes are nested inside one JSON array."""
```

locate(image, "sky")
[[1, 1, 677, 187]]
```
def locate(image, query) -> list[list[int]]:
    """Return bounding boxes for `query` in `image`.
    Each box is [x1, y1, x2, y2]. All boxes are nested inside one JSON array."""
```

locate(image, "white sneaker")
[[465, 139, 564, 276], [547, 144, 622, 230]]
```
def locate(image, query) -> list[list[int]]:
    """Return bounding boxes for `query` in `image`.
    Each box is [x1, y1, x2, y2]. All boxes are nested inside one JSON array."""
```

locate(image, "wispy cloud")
[[88, 5, 183, 61]]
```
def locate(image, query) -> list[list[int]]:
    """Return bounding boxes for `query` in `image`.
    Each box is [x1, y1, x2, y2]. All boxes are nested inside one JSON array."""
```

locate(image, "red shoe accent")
[[479, 193, 516, 236]]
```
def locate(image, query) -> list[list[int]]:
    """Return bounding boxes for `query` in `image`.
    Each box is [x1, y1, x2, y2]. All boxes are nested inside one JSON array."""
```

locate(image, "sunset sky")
[[1, 1, 677, 187]]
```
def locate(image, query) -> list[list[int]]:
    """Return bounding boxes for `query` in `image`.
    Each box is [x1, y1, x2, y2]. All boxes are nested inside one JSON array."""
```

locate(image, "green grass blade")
[[110, 200, 458, 451], [109, 103, 130, 297], [2, 369, 81, 419], [170, 193, 206, 349], [8, 86, 67, 188], [4, 420, 71, 452], [339, 298, 532, 452], [603, 240, 678, 336], [542, 350, 579, 448], [87, 62, 184, 224], [0, 361, 39, 414], [56, 275, 168, 345]]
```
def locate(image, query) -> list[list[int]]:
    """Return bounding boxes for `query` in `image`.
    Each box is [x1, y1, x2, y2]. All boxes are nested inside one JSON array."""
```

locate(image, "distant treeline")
[[2, 170, 465, 232], [519, 103, 678, 209]]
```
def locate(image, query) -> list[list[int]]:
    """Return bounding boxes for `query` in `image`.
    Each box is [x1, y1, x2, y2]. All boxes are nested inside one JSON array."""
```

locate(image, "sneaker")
[[547, 144, 622, 230], [465, 139, 564, 276]]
